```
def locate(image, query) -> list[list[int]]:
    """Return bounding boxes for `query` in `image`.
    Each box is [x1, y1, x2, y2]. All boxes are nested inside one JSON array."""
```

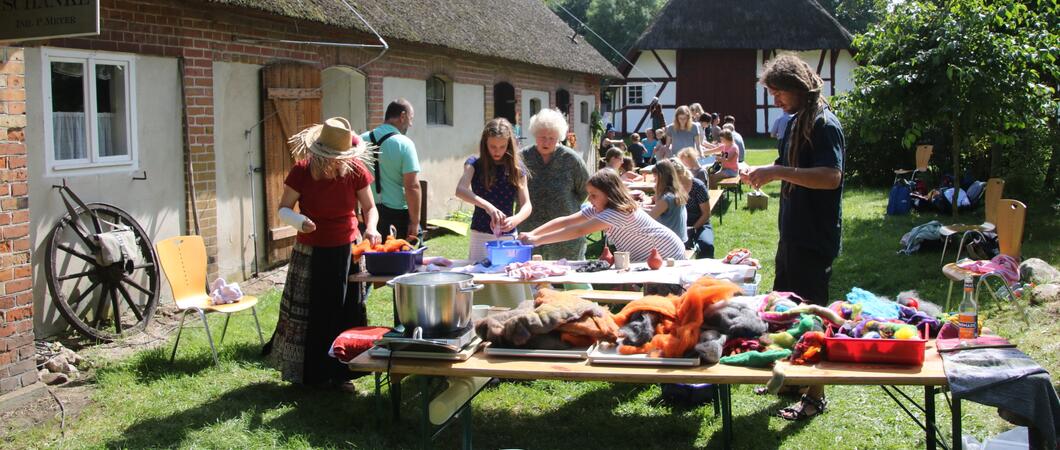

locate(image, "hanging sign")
[[0, 0, 100, 42]]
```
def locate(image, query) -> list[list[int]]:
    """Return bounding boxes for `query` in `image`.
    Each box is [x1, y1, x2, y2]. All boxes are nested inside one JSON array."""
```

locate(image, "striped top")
[[580, 204, 687, 262]]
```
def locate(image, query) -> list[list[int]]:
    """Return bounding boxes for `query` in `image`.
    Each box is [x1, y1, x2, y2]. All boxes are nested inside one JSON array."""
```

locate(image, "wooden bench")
[[717, 177, 742, 209], [708, 188, 724, 223]]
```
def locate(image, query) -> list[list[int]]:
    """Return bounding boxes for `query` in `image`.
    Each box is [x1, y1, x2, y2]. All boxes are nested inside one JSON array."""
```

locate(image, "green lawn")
[[8, 144, 1060, 449]]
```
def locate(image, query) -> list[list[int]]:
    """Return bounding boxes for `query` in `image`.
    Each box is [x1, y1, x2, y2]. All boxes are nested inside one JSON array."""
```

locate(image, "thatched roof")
[[206, 0, 621, 78], [633, 0, 852, 51]]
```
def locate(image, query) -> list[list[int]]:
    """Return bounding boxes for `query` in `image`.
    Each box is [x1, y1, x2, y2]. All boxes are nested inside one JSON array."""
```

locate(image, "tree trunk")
[[951, 123, 960, 218], [1046, 121, 1060, 197], [989, 142, 1001, 178]]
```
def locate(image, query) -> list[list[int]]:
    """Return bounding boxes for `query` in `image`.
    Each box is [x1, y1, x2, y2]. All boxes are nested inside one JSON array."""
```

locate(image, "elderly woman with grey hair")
[[520, 108, 590, 260]]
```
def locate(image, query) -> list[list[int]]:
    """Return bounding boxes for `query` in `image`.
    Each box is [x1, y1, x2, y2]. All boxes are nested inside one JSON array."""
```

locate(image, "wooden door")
[[676, 49, 757, 132], [262, 63, 321, 265]]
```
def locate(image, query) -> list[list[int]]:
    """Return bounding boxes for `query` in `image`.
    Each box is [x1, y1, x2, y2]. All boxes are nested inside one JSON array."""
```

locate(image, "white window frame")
[[627, 85, 644, 105], [42, 47, 139, 177]]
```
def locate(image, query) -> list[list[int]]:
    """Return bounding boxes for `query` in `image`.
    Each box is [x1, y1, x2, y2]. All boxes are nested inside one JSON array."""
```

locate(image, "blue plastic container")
[[364, 247, 428, 275], [485, 240, 533, 266]]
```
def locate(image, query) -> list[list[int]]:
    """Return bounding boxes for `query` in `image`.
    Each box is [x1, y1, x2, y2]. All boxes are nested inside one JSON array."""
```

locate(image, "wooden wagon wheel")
[[44, 202, 160, 341]]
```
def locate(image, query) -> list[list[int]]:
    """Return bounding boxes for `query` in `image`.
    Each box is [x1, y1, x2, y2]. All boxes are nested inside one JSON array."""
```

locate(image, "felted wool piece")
[[476, 290, 608, 347], [702, 302, 769, 338], [790, 331, 826, 365], [612, 295, 680, 326], [759, 304, 845, 327], [719, 349, 792, 367], [649, 277, 742, 358], [722, 337, 764, 356], [618, 310, 657, 347], [556, 313, 619, 342], [694, 329, 727, 364]]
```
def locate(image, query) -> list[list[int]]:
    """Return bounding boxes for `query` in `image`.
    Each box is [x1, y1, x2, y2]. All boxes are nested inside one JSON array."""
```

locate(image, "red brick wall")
[[31, 0, 603, 276], [0, 47, 36, 395]]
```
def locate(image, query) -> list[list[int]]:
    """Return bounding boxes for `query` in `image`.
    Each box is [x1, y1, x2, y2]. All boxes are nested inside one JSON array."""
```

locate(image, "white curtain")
[[53, 112, 87, 161], [52, 112, 116, 160]]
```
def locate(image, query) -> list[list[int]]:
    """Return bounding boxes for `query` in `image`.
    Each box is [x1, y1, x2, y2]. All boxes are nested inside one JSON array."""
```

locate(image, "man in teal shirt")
[[362, 99, 422, 241]]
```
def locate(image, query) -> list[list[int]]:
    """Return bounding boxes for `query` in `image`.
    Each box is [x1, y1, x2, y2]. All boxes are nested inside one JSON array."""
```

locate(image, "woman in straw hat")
[[265, 117, 381, 387]]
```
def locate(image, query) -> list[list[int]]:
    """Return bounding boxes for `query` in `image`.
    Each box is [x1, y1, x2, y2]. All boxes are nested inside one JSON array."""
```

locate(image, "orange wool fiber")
[[650, 277, 741, 358], [611, 295, 681, 327]]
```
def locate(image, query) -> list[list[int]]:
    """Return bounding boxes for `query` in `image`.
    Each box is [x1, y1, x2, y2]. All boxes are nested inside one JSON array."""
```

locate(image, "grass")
[[8, 142, 1060, 449]]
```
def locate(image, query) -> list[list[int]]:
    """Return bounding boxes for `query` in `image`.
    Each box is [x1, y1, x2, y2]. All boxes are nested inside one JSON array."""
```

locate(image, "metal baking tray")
[[368, 337, 483, 361], [484, 342, 596, 360], [588, 342, 701, 367]]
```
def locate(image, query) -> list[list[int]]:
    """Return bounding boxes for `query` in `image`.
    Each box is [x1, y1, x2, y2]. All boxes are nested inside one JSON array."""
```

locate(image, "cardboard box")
[[747, 191, 768, 210]]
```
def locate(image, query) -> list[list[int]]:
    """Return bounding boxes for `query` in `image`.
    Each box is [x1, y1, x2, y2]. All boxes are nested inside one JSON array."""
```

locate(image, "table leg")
[[421, 376, 430, 450], [392, 374, 403, 421], [720, 384, 733, 450], [925, 386, 936, 450], [374, 372, 382, 428], [951, 395, 962, 450], [462, 404, 473, 450]]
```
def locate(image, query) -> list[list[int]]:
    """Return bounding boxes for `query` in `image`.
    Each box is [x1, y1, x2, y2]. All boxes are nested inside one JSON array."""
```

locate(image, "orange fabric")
[[615, 277, 741, 357], [612, 295, 681, 326], [536, 288, 619, 343]]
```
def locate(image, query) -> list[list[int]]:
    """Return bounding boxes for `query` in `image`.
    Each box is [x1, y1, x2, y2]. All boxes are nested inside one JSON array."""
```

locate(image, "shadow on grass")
[[112, 339, 269, 383], [699, 394, 808, 450]]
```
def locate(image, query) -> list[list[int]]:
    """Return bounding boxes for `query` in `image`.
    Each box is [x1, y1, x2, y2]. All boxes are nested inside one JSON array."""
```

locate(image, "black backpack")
[[963, 230, 999, 260]]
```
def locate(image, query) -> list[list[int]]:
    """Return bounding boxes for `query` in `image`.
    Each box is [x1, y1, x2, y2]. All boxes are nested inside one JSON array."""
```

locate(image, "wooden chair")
[[893, 144, 933, 182], [156, 235, 264, 365], [939, 178, 1005, 264], [941, 199, 1027, 322]]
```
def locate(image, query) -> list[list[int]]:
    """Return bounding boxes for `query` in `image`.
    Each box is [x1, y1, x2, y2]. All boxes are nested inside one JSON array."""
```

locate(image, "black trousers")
[[304, 243, 367, 385], [376, 204, 411, 239], [773, 241, 834, 306]]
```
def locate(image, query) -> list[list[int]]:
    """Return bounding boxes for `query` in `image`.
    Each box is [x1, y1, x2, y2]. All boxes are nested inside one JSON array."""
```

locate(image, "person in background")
[[707, 129, 740, 188], [599, 123, 625, 159], [666, 106, 703, 157], [677, 146, 710, 187], [602, 147, 643, 181], [698, 114, 714, 150], [742, 53, 846, 422], [628, 132, 647, 167], [646, 159, 688, 243], [648, 97, 666, 132], [653, 128, 672, 161], [267, 117, 381, 388], [710, 113, 722, 143], [521, 108, 591, 261], [722, 116, 746, 162], [564, 129, 578, 151], [643, 128, 659, 165], [771, 112, 794, 141], [518, 169, 686, 263], [690, 103, 707, 143], [363, 99, 421, 241], [456, 118, 533, 307], [672, 160, 714, 258]]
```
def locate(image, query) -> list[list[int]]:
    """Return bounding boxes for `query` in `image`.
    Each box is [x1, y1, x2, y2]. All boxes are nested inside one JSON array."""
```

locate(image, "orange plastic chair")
[[156, 235, 264, 365], [941, 199, 1027, 322], [939, 178, 1005, 263]]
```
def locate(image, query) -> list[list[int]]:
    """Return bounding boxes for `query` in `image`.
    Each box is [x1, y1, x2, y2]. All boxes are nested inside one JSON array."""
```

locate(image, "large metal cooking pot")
[[387, 272, 483, 337]]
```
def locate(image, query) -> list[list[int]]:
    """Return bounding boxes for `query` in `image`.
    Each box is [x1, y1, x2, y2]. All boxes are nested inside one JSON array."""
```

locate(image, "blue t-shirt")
[[776, 108, 845, 259], [655, 192, 688, 242], [643, 140, 658, 158], [362, 124, 420, 210], [467, 156, 521, 234]]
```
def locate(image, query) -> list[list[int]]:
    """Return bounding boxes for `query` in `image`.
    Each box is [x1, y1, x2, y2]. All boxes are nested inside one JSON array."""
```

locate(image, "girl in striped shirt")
[[517, 169, 686, 262]]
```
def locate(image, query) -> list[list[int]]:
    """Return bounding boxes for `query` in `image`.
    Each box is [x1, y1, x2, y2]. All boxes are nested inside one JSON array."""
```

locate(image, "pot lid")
[[392, 272, 473, 285]]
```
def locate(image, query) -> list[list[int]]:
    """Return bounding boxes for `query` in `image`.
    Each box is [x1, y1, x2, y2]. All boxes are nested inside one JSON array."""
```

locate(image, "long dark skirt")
[[266, 242, 367, 385]]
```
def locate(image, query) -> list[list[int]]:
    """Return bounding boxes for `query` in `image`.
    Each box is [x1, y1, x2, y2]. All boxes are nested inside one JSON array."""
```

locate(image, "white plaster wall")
[[26, 48, 185, 337], [520, 89, 549, 138], [382, 77, 484, 220], [572, 94, 595, 168], [214, 61, 264, 282], [617, 50, 677, 134], [754, 49, 856, 134], [322, 66, 367, 133]]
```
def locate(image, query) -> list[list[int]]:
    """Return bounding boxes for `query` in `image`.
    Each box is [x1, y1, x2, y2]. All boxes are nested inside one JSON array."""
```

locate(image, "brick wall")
[[0, 47, 36, 395], [34, 0, 602, 276]]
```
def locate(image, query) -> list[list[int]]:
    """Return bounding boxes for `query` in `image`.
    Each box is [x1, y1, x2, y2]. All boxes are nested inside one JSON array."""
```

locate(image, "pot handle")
[[386, 272, 415, 288], [460, 282, 485, 293]]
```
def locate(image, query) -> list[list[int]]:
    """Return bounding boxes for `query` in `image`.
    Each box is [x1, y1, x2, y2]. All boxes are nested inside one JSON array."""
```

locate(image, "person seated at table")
[[602, 147, 643, 182], [677, 146, 710, 187], [628, 132, 647, 167], [643, 128, 659, 165], [671, 160, 715, 258], [652, 128, 672, 162], [456, 117, 533, 307], [517, 169, 686, 263], [706, 129, 740, 189], [645, 159, 688, 244]]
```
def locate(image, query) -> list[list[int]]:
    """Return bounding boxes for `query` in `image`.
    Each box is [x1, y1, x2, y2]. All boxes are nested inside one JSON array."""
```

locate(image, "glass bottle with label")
[[958, 277, 979, 340]]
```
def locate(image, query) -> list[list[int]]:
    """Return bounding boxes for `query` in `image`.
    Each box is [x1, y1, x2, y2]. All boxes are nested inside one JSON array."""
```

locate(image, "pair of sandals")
[[754, 385, 828, 421]]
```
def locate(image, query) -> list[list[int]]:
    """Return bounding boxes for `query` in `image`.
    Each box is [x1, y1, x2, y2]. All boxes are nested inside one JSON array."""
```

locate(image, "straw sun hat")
[[288, 117, 371, 162]]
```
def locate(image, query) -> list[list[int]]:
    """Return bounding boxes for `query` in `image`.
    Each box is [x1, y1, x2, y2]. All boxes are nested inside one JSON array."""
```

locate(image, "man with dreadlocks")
[[742, 54, 845, 421]]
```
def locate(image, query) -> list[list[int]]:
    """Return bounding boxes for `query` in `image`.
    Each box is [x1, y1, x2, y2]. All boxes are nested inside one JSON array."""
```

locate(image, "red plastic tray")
[[824, 326, 927, 366]]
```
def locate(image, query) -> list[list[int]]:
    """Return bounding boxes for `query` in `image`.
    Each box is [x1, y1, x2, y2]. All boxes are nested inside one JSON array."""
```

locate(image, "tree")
[[546, 0, 665, 66], [838, 0, 1058, 215], [817, 0, 890, 35]]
